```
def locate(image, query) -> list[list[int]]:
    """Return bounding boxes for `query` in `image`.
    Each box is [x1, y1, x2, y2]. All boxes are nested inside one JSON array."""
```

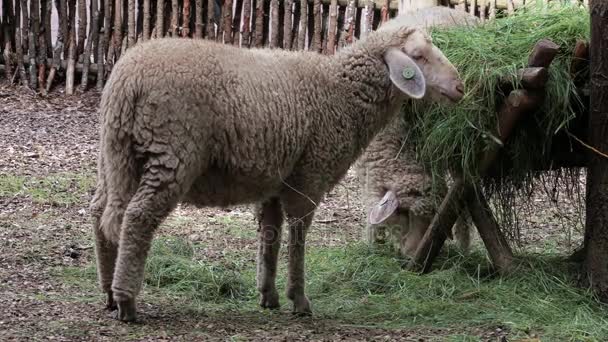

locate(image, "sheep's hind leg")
[[256, 197, 284, 309], [111, 172, 183, 322], [282, 196, 317, 315], [90, 159, 118, 310]]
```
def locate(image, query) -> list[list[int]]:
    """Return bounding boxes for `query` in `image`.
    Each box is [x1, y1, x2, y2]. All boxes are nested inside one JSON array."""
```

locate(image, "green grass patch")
[[59, 235, 608, 340], [0, 172, 95, 205]]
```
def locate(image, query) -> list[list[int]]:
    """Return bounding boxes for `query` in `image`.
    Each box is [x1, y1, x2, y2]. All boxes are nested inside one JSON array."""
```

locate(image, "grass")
[[0, 172, 95, 205], [403, 2, 590, 187], [62, 236, 608, 341]]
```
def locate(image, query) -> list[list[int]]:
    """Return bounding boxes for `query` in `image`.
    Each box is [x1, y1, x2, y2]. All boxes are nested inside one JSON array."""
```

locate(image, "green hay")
[[403, 2, 589, 187]]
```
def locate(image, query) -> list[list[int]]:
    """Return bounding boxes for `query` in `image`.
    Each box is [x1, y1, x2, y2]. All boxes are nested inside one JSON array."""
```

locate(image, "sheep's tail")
[[97, 73, 140, 245]]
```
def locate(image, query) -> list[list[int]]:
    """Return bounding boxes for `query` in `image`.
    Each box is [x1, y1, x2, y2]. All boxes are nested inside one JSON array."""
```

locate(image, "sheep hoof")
[[292, 297, 312, 316], [105, 292, 117, 311], [259, 291, 280, 309], [114, 299, 137, 323]]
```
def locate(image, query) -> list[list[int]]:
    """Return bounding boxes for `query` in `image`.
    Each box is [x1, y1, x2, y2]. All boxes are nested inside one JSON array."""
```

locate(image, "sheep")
[[356, 6, 480, 258], [90, 22, 464, 322]]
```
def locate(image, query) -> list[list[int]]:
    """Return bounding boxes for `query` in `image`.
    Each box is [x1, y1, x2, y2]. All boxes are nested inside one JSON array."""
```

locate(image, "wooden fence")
[[0, 0, 588, 95]]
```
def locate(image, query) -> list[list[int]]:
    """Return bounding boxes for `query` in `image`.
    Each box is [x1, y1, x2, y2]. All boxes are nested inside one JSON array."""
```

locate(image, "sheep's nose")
[[455, 82, 464, 95]]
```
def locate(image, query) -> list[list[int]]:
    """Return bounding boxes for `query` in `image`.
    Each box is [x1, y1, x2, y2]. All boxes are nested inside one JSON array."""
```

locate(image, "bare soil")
[[0, 82, 583, 341]]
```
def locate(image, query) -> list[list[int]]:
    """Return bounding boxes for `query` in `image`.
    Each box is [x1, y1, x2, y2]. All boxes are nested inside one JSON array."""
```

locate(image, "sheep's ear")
[[368, 190, 399, 225], [384, 48, 426, 99]]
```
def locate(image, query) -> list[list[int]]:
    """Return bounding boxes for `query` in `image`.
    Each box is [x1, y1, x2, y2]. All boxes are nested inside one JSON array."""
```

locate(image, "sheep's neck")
[[331, 51, 405, 156]]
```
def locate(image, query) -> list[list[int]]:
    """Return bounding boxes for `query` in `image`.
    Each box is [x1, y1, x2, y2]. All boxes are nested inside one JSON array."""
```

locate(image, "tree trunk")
[[583, 0, 608, 303], [77, 0, 87, 56]]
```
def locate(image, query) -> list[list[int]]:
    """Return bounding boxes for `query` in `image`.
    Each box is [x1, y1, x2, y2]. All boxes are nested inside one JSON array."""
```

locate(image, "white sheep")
[[90, 23, 464, 322], [356, 7, 480, 258]]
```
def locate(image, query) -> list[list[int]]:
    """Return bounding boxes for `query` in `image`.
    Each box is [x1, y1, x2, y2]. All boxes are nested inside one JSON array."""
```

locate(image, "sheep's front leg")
[[111, 175, 181, 322], [256, 197, 284, 309]]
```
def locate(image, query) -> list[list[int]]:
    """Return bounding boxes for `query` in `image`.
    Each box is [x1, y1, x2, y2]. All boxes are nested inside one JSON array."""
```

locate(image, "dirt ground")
[[0, 82, 586, 341]]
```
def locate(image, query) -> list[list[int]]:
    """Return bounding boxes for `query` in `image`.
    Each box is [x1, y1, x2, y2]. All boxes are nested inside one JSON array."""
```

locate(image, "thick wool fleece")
[[90, 24, 437, 320]]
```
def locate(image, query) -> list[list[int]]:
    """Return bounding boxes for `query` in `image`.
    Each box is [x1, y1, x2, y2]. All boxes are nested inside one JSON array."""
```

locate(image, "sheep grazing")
[[90, 21, 464, 322], [356, 7, 479, 258]]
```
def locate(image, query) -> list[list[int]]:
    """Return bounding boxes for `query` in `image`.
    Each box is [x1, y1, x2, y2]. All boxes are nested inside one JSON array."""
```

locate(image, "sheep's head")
[[383, 27, 464, 104]]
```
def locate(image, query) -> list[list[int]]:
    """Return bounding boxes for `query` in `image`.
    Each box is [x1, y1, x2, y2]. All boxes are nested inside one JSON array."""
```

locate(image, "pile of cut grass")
[[403, 2, 589, 187]]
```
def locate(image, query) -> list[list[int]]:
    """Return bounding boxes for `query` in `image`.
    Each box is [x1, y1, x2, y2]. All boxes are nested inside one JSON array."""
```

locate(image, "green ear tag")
[[402, 67, 416, 80]]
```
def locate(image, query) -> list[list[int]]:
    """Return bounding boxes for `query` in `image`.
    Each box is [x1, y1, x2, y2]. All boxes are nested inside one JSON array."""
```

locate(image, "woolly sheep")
[[90, 23, 464, 322], [356, 7, 480, 258]]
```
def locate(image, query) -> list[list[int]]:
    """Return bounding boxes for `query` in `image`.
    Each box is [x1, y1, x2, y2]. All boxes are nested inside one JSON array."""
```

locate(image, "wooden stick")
[[291, 0, 300, 48], [156, 0, 164, 37], [500, 67, 549, 90], [15, 0, 28, 86], [479, 0, 486, 22], [170, 0, 178, 36], [194, 0, 203, 38], [298, 0, 308, 50], [326, 0, 337, 54], [183, 0, 191, 37], [38, 0, 49, 93], [254, 0, 264, 46], [207, 0, 216, 40], [223, 0, 233, 43], [269, 0, 278, 47], [360, 0, 373, 39], [456, 0, 465, 12], [242, 0, 252, 46], [233, 0, 244, 45], [283, 0, 294, 49], [81, 0, 100, 91], [45, 0, 53, 57], [46, 41, 63, 92], [98, 0, 112, 89], [321, 3, 329, 54], [113, 0, 123, 59], [312, 0, 322, 52], [21, 0, 30, 56], [380, 0, 389, 25], [29, 0, 40, 89], [2, 0, 14, 82], [489, 0, 496, 20], [66, 34, 76, 95], [77, 0, 87, 56], [506, 0, 514, 15], [469, 0, 476, 16], [143, 0, 150, 40]]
